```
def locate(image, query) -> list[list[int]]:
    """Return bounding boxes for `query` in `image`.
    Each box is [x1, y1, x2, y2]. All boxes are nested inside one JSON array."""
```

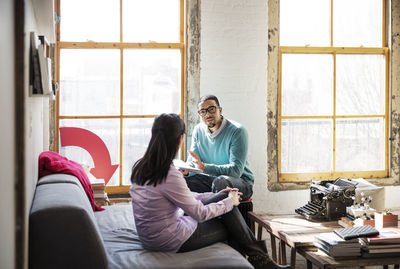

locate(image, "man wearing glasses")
[[180, 94, 254, 201]]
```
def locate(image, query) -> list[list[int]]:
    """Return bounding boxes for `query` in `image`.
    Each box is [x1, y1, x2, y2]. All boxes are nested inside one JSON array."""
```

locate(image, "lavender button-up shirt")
[[130, 165, 234, 252]]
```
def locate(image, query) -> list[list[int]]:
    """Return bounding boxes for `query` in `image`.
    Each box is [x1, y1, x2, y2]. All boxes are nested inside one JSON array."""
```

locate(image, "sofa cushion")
[[95, 204, 253, 269], [29, 182, 108, 269]]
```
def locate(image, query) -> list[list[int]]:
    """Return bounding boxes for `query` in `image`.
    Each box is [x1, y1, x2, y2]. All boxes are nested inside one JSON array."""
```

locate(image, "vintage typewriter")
[[295, 178, 357, 221]]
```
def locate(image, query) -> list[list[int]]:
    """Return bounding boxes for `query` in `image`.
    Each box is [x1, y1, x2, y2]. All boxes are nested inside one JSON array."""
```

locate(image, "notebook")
[[334, 225, 379, 240]]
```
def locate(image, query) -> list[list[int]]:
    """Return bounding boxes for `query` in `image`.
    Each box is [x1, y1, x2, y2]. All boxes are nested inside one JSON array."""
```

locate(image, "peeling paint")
[[266, 0, 280, 190], [186, 0, 201, 153], [48, 44, 56, 152], [391, 112, 400, 178], [391, 0, 400, 184]]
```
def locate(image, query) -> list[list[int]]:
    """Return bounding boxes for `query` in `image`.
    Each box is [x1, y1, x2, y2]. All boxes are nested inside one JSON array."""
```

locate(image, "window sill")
[[267, 176, 400, 192]]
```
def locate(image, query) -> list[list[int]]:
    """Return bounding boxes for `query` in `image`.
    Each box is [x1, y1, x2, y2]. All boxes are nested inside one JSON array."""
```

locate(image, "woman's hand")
[[188, 150, 206, 172], [229, 190, 241, 206], [219, 187, 243, 204]]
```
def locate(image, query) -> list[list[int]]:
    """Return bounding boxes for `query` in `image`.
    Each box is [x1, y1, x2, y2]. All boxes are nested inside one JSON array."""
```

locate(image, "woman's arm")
[[192, 191, 215, 201], [161, 169, 233, 222]]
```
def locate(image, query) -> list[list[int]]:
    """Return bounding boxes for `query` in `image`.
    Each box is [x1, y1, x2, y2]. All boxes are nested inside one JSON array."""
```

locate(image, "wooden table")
[[304, 250, 400, 269], [248, 212, 400, 269]]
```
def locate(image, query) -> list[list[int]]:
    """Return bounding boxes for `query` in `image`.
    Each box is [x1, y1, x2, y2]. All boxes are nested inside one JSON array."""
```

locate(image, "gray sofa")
[[29, 174, 253, 269]]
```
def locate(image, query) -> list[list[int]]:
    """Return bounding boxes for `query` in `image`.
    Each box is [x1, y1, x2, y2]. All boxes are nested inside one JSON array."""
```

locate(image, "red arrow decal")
[[59, 127, 119, 185]]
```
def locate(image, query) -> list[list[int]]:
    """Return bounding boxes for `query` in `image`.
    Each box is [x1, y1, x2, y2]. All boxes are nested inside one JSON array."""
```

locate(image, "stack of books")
[[91, 178, 108, 200], [360, 227, 400, 257], [314, 232, 362, 257]]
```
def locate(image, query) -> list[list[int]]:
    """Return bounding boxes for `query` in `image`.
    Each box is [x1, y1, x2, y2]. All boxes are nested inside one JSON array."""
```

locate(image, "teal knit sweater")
[[188, 119, 254, 185]]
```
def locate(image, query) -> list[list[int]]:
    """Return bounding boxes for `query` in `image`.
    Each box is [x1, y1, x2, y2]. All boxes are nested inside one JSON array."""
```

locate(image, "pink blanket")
[[38, 151, 104, 211]]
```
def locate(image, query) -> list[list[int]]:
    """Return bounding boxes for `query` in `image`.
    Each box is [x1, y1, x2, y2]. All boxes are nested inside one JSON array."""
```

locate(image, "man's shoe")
[[248, 254, 291, 269]]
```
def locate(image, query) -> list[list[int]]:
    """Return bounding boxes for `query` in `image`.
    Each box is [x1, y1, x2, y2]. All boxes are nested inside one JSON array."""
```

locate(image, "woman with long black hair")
[[130, 113, 289, 269]]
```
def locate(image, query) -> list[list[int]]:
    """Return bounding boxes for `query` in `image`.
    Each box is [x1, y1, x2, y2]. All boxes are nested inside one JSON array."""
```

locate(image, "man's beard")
[[206, 118, 216, 128]]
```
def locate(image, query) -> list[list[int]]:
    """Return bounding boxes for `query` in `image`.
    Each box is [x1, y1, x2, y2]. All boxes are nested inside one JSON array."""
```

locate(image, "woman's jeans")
[[185, 174, 253, 201], [178, 193, 265, 257]]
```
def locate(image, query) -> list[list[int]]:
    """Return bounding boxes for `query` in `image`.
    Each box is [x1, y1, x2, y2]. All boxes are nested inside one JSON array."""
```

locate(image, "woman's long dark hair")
[[131, 113, 185, 186]]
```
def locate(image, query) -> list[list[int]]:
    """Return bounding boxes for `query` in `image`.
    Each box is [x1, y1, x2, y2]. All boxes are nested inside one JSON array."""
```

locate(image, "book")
[[37, 43, 53, 96], [30, 32, 42, 94], [362, 227, 400, 244], [90, 178, 106, 198], [361, 241, 400, 254], [334, 225, 379, 240], [94, 189, 105, 194], [314, 232, 361, 257], [361, 243, 400, 249], [90, 178, 105, 185], [314, 241, 361, 257], [173, 159, 201, 173], [94, 192, 109, 199], [367, 247, 400, 254], [316, 232, 360, 245], [362, 251, 400, 258]]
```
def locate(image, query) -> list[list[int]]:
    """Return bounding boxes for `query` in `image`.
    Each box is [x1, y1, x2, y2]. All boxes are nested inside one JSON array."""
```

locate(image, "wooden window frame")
[[279, 47, 389, 182], [54, 0, 187, 194], [267, 0, 400, 191]]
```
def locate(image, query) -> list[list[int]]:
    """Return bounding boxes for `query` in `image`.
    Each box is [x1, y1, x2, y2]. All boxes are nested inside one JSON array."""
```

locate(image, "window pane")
[[336, 118, 385, 171], [281, 119, 333, 173], [333, 0, 382, 47], [282, 54, 333, 116], [60, 49, 120, 116], [123, 49, 181, 115], [59, 119, 120, 186], [123, 0, 180, 43], [122, 118, 153, 185], [336, 54, 385, 116], [280, 0, 330, 46], [60, 0, 119, 42]]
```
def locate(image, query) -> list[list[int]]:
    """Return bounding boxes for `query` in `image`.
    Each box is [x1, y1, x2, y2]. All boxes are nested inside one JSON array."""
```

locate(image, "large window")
[[278, 0, 388, 182], [56, 0, 185, 193]]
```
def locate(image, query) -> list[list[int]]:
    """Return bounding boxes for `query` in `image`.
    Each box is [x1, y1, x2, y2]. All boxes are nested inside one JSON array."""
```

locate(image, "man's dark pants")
[[185, 174, 253, 201]]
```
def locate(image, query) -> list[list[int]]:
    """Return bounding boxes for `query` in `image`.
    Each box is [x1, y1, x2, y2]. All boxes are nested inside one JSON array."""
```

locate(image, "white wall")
[[200, 0, 307, 213], [24, 2, 50, 267], [200, 0, 400, 213], [385, 186, 400, 210], [0, 0, 16, 267], [26, 0, 48, 192]]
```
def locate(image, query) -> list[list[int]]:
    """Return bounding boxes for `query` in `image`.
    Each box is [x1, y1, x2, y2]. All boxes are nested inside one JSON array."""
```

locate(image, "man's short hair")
[[198, 94, 220, 107]]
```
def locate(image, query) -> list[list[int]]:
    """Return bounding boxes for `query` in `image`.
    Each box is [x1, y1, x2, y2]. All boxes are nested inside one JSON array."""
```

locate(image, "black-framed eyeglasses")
[[198, 106, 218, 117]]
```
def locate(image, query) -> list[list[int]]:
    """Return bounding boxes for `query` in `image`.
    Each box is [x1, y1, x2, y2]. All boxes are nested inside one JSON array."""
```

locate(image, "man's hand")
[[188, 150, 206, 172], [178, 168, 189, 176], [218, 187, 238, 194]]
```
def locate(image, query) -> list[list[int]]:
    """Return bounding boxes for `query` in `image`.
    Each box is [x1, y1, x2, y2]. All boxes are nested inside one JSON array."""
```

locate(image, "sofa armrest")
[[29, 181, 108, 269]]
